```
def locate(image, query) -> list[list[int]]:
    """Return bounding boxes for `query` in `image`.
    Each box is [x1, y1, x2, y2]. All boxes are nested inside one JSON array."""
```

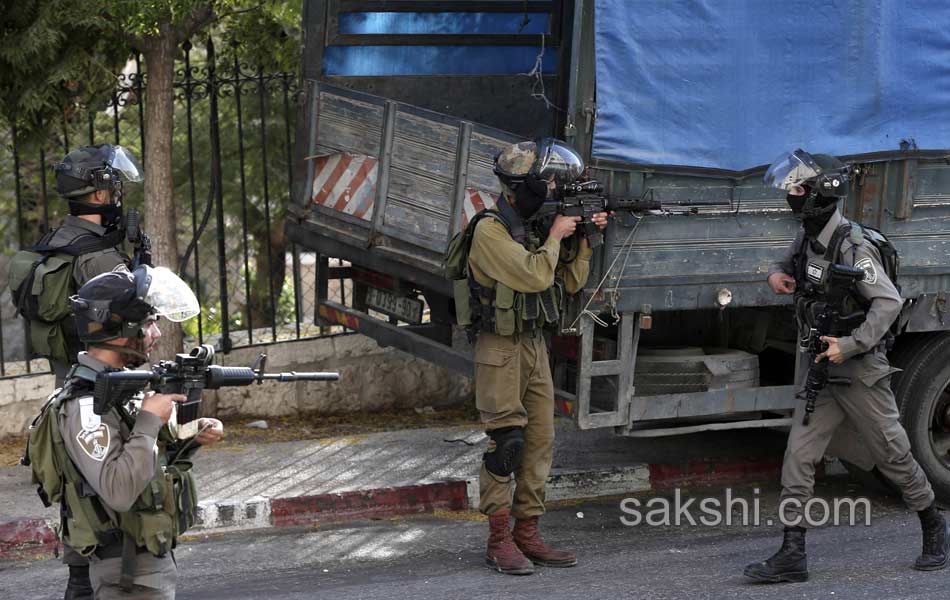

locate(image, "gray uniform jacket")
[[48, 216, 131, 287], [770, 210, 903, 361], [59, 353, 163, 515]]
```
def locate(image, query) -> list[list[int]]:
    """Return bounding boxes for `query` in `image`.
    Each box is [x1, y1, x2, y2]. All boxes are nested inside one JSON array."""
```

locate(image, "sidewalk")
[[0, 422, 790, 559]]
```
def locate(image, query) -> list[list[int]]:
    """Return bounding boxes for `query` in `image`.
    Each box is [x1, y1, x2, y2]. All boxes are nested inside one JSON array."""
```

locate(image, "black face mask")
[[787, 184, 836, 237], [800, 195, 837, 238], [513, 173, 549, 220], [69, 199, 124, 230], [785, 184, 811, 214]]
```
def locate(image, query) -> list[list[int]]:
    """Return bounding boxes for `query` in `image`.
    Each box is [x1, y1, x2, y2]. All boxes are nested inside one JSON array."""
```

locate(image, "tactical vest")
[[444, 200, 561, 338], [23, 365, 198, 559], [8, 227, 125, 364], [793, 221, 901, 336]]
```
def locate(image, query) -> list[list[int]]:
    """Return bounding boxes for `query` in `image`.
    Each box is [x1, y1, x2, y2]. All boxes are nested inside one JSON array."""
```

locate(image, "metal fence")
[[0, 38, 350, 378]]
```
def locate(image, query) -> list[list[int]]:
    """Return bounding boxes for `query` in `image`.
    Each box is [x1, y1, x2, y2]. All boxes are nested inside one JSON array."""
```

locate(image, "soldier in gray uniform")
[[57, 267, 222, 599], [44, 145, 147, 600], [744, 150, 949, 583], [47, 144, 147, 385]]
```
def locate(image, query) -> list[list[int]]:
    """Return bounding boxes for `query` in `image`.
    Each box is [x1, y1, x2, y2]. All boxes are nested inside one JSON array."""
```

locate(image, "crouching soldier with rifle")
[[23, 266, 337, 598], [744, 149, 948, 583]]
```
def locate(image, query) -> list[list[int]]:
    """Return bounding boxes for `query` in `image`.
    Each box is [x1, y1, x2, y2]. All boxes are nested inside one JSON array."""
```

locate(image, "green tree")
[[1, 0, 302, 356], [0, 1, 119, 140], [0, 0, 120, 250], [108, 1, 301, 354]]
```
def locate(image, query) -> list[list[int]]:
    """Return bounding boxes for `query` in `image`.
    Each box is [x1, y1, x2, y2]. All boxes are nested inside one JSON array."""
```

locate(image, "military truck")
[[285, 1, 950, 502]]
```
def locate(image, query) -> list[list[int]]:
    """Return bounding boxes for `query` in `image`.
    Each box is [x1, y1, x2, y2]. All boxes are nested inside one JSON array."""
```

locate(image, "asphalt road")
[[3, 478, 947, 600]]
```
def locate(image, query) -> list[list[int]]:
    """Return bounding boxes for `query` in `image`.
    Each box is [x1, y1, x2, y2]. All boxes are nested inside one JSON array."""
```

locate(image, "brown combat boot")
[[513, 515, 578, 567], [486, 509, 534, 575]]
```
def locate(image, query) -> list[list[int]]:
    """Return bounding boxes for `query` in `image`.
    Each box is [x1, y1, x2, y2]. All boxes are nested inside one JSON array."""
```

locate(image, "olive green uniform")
[[59, 353, 176, 599], [48, 216, 130, 385], [469, 216, 592, 517], [770, 210, 935, 524]]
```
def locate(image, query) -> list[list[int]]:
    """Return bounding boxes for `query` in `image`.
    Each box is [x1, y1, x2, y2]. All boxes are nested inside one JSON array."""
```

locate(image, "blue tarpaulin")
[[593, 0, 950, 171]]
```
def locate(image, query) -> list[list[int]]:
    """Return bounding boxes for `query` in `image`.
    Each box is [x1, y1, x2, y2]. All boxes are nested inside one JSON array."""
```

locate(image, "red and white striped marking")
[[461, 188, 498, 228], [311, 152, 378, 221]]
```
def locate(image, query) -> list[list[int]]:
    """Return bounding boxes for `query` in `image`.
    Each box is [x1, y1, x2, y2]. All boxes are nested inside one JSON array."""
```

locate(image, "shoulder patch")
[[855, 257, 878, 285], [76, 424, 110, 462], [78, 396, 100, 432]]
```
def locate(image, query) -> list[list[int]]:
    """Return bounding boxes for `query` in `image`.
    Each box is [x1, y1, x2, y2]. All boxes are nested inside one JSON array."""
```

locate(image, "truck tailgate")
[[288, 81, 518, 293]]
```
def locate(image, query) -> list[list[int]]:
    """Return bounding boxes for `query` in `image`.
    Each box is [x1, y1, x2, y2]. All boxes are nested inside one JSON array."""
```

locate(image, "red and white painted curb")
[[0, 517, 58, 560], [189, 458, 782, 531], [1, 458, 783, 559]]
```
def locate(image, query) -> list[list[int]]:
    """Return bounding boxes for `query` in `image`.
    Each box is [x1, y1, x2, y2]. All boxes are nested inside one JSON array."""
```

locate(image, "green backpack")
[[443, 211, 510, 328], [8, 229, 123, 364], [21, 366, 119, 553]]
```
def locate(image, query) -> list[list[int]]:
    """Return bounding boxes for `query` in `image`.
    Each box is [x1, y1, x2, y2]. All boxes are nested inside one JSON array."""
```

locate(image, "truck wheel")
[[891, 332, 950, 506]]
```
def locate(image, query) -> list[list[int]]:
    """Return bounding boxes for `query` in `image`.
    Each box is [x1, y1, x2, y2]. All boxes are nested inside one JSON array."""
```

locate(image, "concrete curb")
[[192, 458, 780, 532], [0, 518, 58, 560], [1, 458, 784, 560]]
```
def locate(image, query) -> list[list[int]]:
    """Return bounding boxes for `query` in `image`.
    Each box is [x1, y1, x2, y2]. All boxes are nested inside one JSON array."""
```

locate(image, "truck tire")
[[634, 347, 759, 396], [889, 332, 950, 506]]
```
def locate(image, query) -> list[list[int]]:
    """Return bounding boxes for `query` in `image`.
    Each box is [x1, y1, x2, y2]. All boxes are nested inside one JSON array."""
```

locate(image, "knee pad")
[[484, 426, 525, 476]]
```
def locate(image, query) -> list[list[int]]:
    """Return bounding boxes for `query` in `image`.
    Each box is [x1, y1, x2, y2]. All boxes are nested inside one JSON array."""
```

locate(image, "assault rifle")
[[797, 262, 867, 425], [533, 180, 725, 248], [93, 345, 339, 426], [125, 207, 153, 269]]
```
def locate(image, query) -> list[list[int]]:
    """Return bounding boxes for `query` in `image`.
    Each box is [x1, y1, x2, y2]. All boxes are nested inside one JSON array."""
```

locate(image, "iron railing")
[[0, 38, 351, 379]]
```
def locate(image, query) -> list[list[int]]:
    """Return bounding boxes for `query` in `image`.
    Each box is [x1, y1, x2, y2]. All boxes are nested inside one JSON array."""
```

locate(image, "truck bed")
[[287, 81, 950, 323]]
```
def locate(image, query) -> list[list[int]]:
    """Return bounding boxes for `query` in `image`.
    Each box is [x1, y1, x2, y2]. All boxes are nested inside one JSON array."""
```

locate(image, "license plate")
[[366, 287, 423, 324]]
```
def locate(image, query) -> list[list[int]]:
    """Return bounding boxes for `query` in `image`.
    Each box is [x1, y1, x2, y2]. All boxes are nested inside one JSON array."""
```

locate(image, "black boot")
[[914, 503, 949, 571], [744, 526, 808, 583], [64, 564, 94, 600]]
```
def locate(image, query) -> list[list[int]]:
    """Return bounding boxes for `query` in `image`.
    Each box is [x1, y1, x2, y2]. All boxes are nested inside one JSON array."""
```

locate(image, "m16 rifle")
[[797, 262, 867, 425], [125, 207, 153, 269], [533, 180, 726, 248], [93, 345, 339, 429]]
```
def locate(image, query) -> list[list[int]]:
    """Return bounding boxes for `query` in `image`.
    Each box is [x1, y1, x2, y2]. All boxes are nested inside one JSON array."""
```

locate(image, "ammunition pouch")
[[27, 371, 197, 559], [446, 200, 566, 340], [118, 450, 197, 557], [461, 274, 560, 338]]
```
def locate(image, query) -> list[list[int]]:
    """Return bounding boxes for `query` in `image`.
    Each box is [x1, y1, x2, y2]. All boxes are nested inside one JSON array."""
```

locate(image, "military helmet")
[[70, 266, 199, 344], [54, 144, 143, 199], [493, 138, 585, 188], [764, 148, 849, 199]]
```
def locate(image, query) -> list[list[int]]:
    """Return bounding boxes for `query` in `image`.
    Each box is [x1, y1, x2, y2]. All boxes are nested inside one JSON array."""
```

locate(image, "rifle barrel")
[[259, 372, 340, 382], [607, 199, 661, 211]]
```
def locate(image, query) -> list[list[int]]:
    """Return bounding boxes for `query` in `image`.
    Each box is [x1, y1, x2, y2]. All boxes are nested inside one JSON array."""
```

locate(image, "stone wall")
[[0, 334, 473, 439]]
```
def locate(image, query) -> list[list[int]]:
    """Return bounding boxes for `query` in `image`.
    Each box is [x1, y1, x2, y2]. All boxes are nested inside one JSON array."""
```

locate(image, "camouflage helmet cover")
[[495, 141, 539, 179], [493, 138, 585, 197]]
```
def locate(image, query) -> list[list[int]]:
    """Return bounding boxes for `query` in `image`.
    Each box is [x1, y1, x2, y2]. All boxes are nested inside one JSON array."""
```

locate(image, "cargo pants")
[[781, 350, 935, 525], [475, 330, 555, 518]]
